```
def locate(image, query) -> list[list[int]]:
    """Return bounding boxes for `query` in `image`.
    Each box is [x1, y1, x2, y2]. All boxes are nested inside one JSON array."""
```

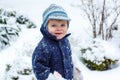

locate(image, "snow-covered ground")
[[0, 0, 120, 80]]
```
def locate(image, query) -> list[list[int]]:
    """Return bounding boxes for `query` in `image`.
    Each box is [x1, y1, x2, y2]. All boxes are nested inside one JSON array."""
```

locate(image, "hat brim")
[[48, 16, 71, 21]]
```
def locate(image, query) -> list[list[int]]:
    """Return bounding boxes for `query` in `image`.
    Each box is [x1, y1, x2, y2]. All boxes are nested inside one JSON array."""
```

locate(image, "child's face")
[[47, 19, 68, 39]]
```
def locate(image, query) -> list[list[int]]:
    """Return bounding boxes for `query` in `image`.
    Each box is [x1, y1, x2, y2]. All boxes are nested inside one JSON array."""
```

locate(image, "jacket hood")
[[40, 24, 70, 41]]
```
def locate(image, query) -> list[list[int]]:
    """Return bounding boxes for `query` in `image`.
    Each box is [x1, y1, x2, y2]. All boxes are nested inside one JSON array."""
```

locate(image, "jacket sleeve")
[[32, 44, 51, 80]]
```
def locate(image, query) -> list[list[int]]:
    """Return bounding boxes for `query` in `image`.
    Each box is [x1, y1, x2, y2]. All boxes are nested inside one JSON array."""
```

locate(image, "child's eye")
[[61, 24, 66, 27], [51, 24, 56, 27]]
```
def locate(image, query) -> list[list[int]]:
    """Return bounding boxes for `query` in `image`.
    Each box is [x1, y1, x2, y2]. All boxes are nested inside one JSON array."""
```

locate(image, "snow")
[[0, 0, 120, 80]]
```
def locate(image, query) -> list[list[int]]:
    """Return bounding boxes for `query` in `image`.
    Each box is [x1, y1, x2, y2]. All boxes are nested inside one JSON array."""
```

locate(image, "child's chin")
[[57, 36, 63, 40]]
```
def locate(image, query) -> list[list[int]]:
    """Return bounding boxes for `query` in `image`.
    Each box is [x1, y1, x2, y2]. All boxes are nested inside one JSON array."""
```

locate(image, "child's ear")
[[67, 21, 70, 28]]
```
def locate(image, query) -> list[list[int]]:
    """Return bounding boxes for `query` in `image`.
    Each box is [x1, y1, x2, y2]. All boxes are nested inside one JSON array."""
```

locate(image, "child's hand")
[[54, 71, 62, 78], [54, 71, 66, 80], [47, 71, 66, 80]]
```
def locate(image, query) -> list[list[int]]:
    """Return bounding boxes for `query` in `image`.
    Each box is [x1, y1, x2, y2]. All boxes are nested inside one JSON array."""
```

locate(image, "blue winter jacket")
[[32, 24, 73, 80]]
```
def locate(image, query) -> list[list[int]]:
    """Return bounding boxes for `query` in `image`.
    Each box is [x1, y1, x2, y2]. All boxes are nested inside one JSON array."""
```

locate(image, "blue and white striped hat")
[[42, 4, 70, 27]]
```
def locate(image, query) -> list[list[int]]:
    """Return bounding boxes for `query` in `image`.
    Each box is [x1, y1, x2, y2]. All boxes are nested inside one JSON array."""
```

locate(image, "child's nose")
[[56, 26, 62, 30]]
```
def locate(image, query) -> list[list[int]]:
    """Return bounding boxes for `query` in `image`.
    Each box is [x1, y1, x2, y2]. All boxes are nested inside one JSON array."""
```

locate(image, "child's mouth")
[[55, 33, 62, 34], [55, 32, 62, 35]]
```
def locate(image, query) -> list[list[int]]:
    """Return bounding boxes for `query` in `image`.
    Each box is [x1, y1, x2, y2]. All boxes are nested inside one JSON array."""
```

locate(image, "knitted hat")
[[42, 4, 70, 27]]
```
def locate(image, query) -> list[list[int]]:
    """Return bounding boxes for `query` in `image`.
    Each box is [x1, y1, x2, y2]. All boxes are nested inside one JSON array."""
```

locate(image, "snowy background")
[[0, 0, 120, 80]]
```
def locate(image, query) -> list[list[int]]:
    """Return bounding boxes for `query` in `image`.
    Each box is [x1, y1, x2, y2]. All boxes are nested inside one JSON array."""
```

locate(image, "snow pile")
[[80, 39, 120, 71]]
